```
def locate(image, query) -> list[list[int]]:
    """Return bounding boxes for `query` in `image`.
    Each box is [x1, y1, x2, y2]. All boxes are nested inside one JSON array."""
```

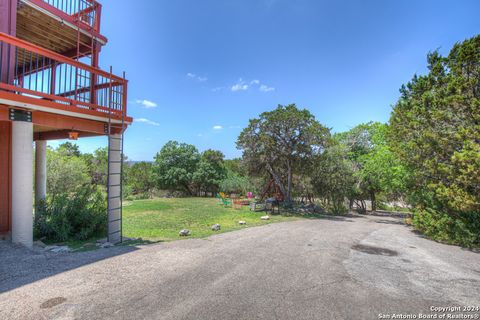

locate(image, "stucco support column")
[[11, 121, 33, 248], [107, 134, 122, 244], [35, 140, 47, 209]]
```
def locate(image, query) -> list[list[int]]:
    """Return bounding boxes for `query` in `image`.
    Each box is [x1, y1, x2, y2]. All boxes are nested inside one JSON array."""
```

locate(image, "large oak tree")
[[237, 104, 330, 202]]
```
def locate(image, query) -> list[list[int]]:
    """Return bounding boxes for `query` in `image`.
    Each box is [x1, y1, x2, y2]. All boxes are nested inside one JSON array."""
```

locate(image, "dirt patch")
[[351, 244, 398, 256], [40, 297, 67, 309]]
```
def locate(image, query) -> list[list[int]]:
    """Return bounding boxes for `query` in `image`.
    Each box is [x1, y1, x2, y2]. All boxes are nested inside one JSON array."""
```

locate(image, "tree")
[[153, 141, 200, 195], [83, 147, 108, 186], [335, 122, 406, 211], [127, 162, 155, 195], [57, 142, 81, 157], [237, 104, 330, 202], [224, 158, 248, 176], [389, 35, 480, 246], [192, 149, 226, 195], [47, 147, 90, 197], [390, 36, 480, 213], [311, 144, 355, 213]]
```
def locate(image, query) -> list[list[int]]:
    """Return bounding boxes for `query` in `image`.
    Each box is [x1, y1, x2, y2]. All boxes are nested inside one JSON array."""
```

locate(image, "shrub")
[[35, 185, 107, 242], [47, 148, 90, 195], [412, 209, 480, 248]]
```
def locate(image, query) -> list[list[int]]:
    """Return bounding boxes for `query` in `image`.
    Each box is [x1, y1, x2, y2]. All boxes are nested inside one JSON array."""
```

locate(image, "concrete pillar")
[[107, 134, 122, 244], [11, 121, 33, 248], [35, 140, 47, 208]]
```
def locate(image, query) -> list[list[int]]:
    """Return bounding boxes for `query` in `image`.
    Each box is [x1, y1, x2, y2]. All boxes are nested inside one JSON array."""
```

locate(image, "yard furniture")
[[250, 201, 266, 212], [266, 198, 281, 215], [215, 193, 224, 205], [233, 199, 244, 210], [221, 197, 232, 207]]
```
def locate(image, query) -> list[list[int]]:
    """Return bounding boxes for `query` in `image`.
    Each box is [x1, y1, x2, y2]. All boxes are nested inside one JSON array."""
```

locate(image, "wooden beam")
[[32, 110, 107, 134], [0, 107, 8, 121], [34, 129, 103, 141], [0, 90, 124, 120]]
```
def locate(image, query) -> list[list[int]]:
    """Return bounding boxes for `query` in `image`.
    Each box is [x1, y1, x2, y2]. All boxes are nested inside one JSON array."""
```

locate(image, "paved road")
[[1, 215, 479, 320]]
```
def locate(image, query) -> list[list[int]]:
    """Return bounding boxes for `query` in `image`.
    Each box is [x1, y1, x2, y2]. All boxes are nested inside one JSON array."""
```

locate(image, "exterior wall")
[[0, 0, 16, 235], [0, 0, 17, 84], [0, 121, 11, 234]]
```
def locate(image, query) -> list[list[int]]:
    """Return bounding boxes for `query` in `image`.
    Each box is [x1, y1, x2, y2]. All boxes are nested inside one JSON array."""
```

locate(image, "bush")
[[412, 209, 480, 248], [47, 148, 90, 195], [35, 185, 107, 242]]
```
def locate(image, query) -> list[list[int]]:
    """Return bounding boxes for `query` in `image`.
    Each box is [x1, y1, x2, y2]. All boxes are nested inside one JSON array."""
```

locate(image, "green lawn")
[[122, 197, 301, 241]]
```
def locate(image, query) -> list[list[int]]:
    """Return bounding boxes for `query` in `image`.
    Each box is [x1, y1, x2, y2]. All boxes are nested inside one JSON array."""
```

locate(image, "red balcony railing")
[[0, 32, 127, 119], [24, 0, 103, 33]]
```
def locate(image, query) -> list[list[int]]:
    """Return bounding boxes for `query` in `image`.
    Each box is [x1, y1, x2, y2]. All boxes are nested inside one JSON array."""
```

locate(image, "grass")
[[122, 197, 302, 241]]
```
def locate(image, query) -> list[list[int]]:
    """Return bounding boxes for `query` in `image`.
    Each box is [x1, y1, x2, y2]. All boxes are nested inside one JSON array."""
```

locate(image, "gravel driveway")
[[1, 215, 479, 320]]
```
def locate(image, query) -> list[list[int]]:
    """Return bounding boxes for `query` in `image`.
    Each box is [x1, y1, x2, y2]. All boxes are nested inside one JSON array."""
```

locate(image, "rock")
[[33, 240, 46, 248], [100, 242, 114, 248], [238, 221, 246, 225], [50, 246, 71, 253], [96, 238, 108, 244], [211, 224, 221, 231], [179, 229, 191, 236], [261, 215, 270, 220]]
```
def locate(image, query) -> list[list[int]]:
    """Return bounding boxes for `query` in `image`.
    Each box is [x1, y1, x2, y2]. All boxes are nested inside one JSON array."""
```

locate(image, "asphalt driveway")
[[1, 215, 479, 320]]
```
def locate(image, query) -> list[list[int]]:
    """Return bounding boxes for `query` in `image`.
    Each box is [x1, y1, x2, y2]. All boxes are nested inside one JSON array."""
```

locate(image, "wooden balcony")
[[17, 0, 106, 59], [0, 32, 130, 124]]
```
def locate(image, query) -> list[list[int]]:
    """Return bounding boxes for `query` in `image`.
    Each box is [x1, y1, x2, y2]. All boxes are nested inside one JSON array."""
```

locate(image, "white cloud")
[[135, 118, 160, 126], [213, 125, 223, 130], [259, 84, 275, 92], [230, 79, 275, 93], [231, 84, 249, 91], [135, 99, 157, 108], [231, 79, 249, 92], [187, 73, 207, 82]]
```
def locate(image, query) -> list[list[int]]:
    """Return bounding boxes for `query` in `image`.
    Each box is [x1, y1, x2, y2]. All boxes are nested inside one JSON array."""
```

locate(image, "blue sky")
[[50, 0, 480, 160]]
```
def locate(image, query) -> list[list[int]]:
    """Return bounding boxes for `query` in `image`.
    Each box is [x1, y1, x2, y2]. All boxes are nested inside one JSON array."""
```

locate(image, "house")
[[0, 0, 132, 247]]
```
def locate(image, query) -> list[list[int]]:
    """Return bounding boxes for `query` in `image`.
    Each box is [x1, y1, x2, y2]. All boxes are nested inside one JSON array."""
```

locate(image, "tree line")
[[38, 34, 480, 247]]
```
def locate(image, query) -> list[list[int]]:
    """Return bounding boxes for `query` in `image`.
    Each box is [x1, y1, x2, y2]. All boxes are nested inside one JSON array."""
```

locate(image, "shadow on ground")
[[0, 239, 157, 294]]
